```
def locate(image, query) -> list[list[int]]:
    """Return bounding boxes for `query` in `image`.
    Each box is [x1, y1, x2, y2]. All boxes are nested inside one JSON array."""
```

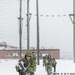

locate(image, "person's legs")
[[30, 72, 34, 75], [54, 66, 56, 72]]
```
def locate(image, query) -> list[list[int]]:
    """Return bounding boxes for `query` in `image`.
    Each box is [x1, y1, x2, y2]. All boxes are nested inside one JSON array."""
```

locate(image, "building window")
[[5, 53, 13, 56], [13, 53, 19, 56], [22, 53, 24, 56]]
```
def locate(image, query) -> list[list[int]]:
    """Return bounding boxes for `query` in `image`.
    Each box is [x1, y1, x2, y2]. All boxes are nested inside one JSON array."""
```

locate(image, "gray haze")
[[0, 0, 73, 53]]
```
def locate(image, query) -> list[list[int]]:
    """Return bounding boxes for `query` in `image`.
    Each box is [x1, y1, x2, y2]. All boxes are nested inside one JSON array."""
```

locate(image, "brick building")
[[0, 49, 60, 59]]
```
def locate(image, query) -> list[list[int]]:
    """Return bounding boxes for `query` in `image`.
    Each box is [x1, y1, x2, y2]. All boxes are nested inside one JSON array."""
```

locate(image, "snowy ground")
[[0, 59, 75, 75]]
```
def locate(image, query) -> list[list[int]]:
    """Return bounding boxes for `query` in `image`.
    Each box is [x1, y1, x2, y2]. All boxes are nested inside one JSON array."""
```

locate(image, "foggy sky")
[[0, 0, 73, 52]]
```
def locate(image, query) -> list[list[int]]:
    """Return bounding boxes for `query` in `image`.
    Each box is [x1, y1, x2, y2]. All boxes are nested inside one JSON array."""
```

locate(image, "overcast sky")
[[0, 0, 73, 52]]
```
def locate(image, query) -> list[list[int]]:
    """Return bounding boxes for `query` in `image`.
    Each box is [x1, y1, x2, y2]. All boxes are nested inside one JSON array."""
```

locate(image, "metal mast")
[[36, 0, 39, 65], [73, 0, 75, 63], [27, 0, 30, 50], [19, 0, 22, 59]]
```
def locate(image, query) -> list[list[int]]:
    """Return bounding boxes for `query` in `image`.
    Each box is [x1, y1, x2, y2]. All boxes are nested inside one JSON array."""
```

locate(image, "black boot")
[[30, 72, 34, 75]]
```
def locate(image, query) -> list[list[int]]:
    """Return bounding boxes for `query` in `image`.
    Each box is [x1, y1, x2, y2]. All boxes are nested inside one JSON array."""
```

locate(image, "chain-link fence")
[[0, 0, 27, 49]]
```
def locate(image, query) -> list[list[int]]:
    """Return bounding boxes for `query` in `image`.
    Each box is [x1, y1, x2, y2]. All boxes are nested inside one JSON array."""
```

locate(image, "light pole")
[[36, 0, 40, 65], [73, 0, 75, 63], [69, 0, 75, 63], [19, 0, 22, 59], [27, 0, 30, 50]]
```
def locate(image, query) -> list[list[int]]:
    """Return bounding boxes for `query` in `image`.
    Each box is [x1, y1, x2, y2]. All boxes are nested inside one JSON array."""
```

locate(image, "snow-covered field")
[[0, 59, 75, 75]]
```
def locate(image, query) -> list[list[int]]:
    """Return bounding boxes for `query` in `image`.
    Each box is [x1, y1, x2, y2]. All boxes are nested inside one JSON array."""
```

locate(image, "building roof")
[[0, 45, 18, 50]]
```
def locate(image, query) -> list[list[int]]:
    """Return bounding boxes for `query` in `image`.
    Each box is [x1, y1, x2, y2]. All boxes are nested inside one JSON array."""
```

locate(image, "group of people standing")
[[15, 50, 57, 75], [43, 55, 57, 75]]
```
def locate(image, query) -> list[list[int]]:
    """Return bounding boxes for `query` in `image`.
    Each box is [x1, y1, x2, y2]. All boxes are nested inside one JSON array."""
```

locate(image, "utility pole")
[[19, 0, 22, 59], [73, 0, 75, 63], [27, 0, 30, 50], [69, 0, 75, 63], [36, 0, 39, 65]]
